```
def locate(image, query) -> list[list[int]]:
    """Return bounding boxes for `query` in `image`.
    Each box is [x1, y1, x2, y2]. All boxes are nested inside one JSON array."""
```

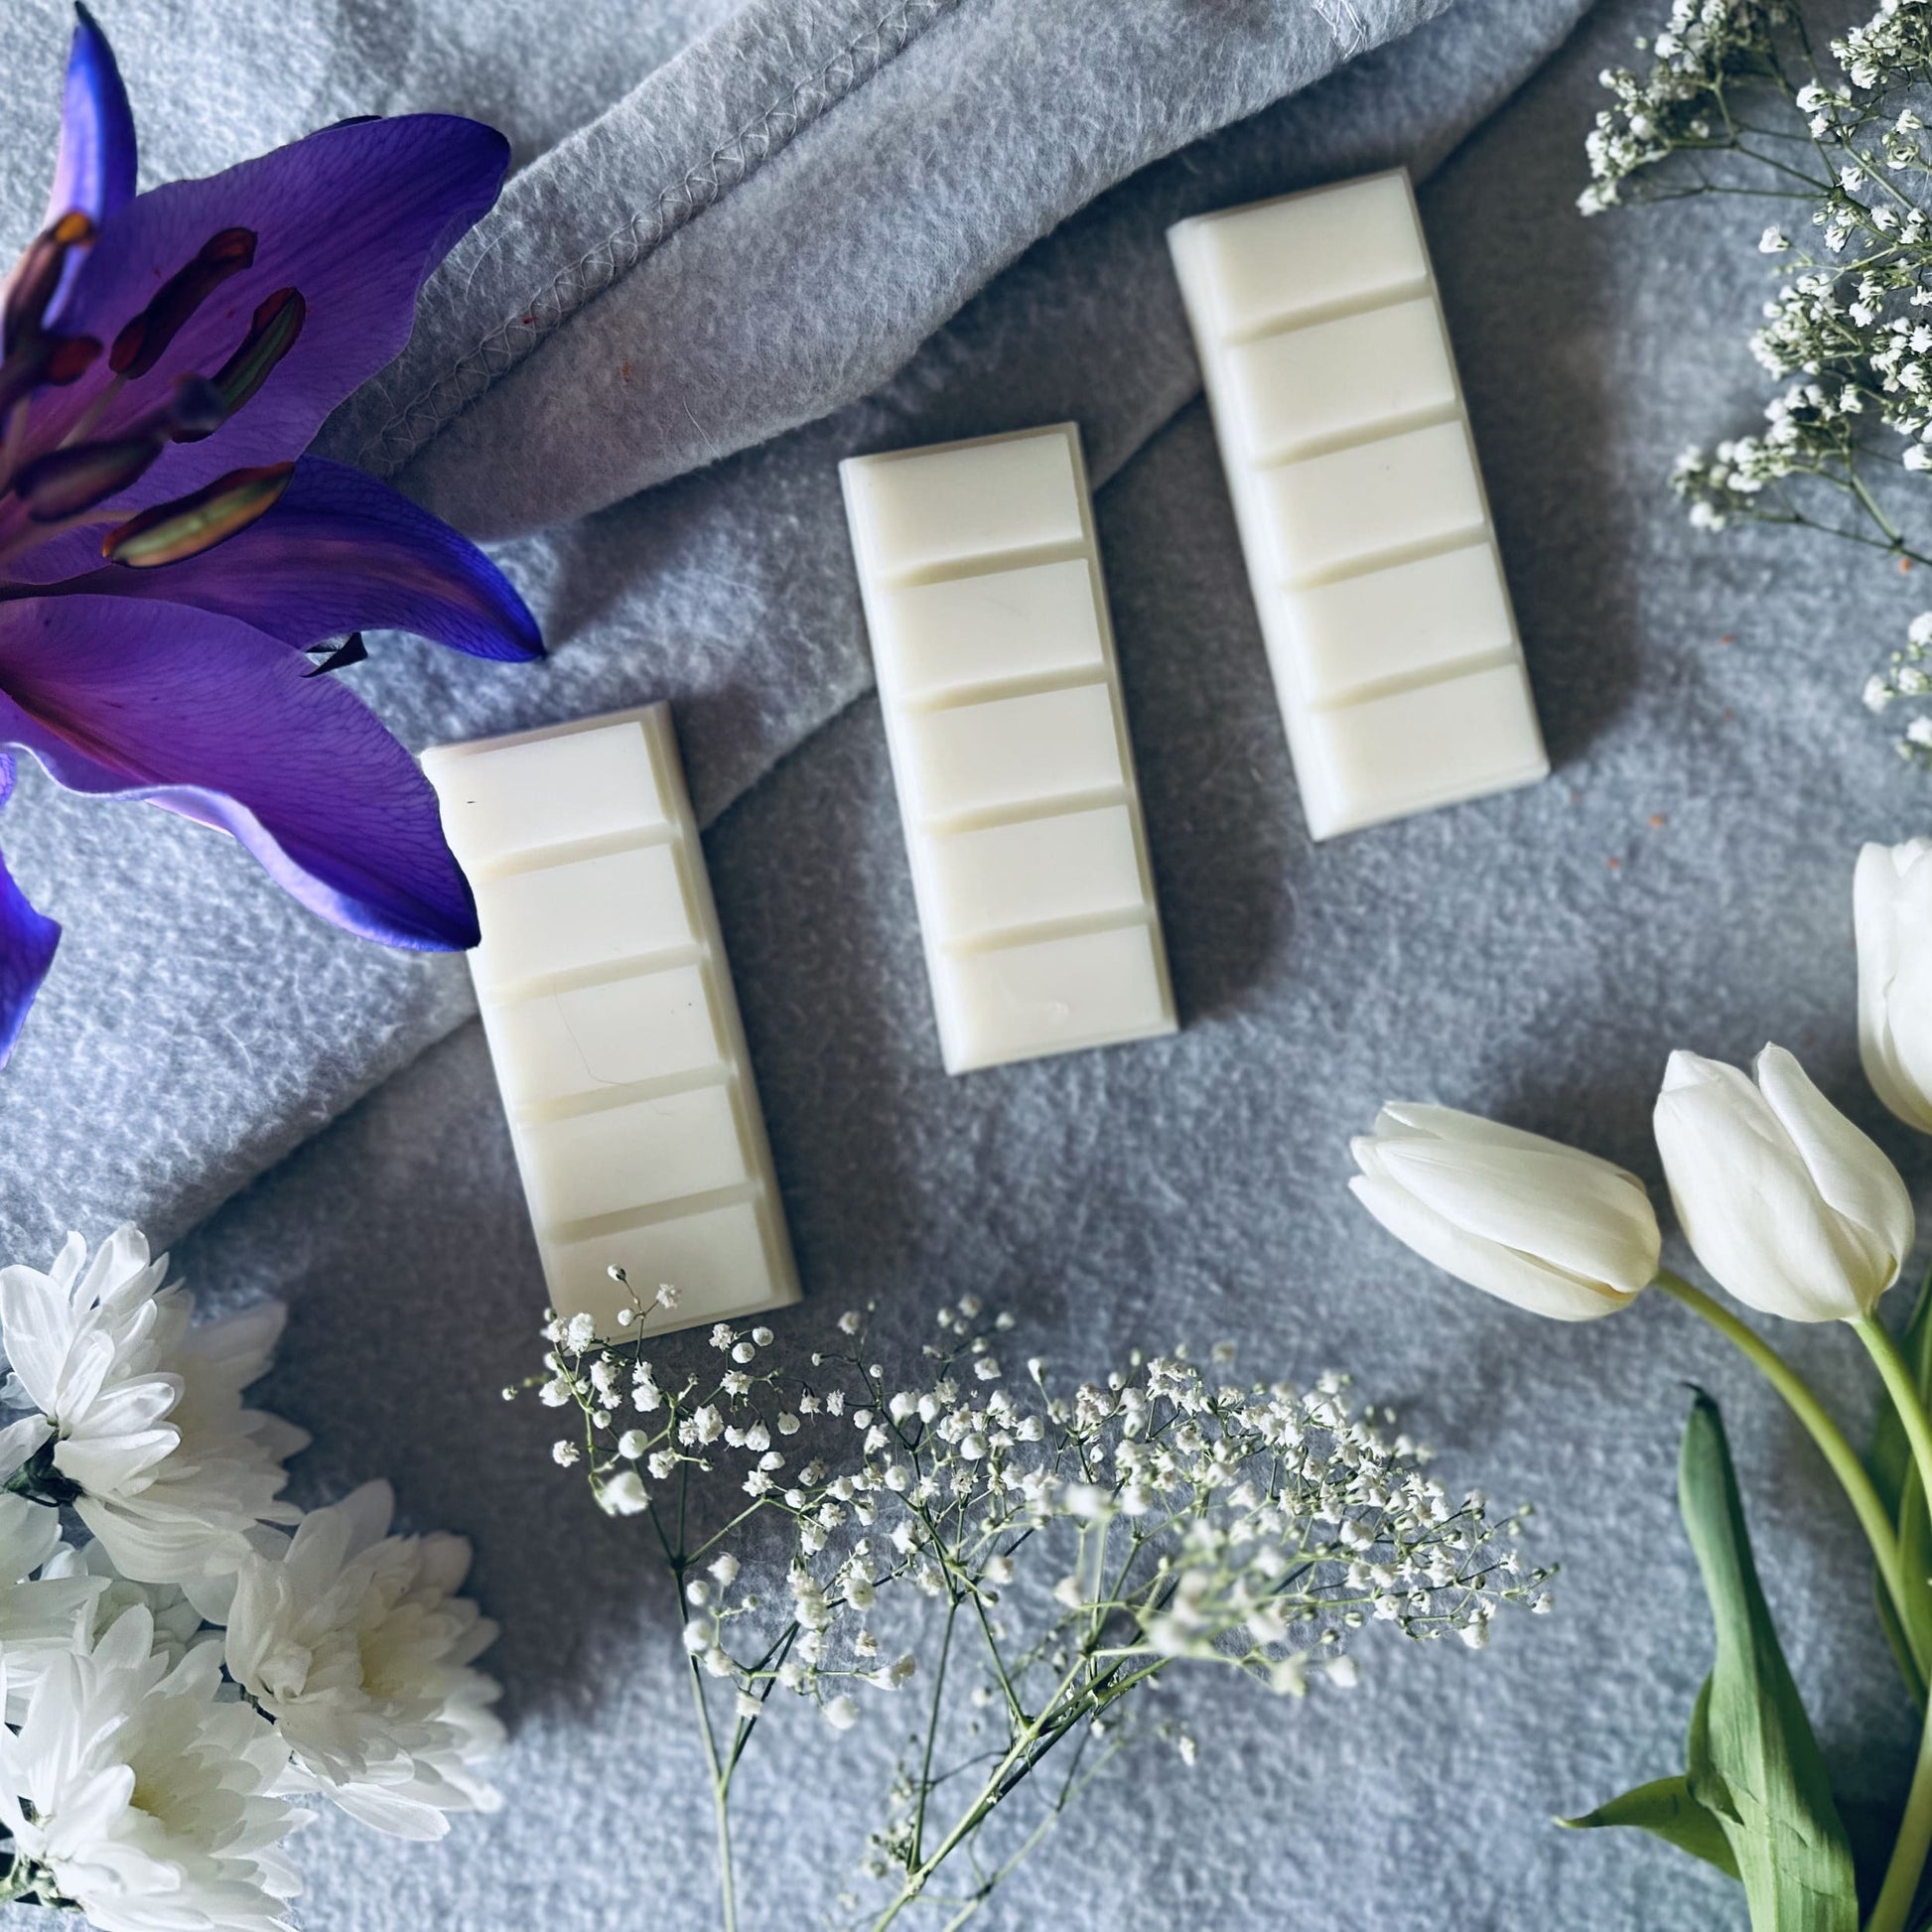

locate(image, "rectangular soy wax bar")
[[841, 424, 1176, 1074], [421, 705, 799, 1339], [1168, 169, 1548, 839]]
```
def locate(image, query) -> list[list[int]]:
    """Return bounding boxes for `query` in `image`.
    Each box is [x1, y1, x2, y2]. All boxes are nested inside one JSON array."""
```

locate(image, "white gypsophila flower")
[[1857, 839, 1932, 1133], [600, 1471, 649, 1516], [531, 1293, 1546, 1921], [0, 1604, 304, 1932], [1654, 1045, 1915, 1321], [0, 1227, 308, 1586], [1348, 1102, 1661, 1320], [222, 1481, 503, 1841]]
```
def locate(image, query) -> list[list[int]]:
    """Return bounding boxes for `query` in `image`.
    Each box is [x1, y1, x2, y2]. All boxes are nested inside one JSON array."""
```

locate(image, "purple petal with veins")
[[42, 456, 542, 660], [0, 757, 61, 1067], [47, 5, 138, 237], [0, 598, 478, 950], [6, 113, 508, 584]]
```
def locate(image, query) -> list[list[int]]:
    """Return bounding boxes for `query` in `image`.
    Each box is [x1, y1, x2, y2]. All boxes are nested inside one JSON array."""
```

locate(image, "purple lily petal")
[[7, 113, 508, 584], [41, 456, 542, 660], [0, 597, 478, 950], [46, 5, 138, 235], [0, 757, 62, 1067]]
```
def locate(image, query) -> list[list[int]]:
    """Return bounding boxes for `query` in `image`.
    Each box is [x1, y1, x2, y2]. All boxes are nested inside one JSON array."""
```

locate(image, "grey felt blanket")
[[8, 0, 1932, 1927]]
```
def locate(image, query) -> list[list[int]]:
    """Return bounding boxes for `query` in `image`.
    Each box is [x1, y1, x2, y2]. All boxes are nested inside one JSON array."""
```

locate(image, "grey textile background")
[[7, 0, 1932, 1928], [0, 0, 1464, 1272]]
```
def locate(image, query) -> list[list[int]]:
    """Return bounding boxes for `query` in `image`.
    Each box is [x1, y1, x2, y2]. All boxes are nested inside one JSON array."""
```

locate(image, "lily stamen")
[[106, 225, 255, 379], [3, 374, 222, 534], [198, 287, 305, 428], [102, 462, 294, 568], [0, 210, 94, 354]]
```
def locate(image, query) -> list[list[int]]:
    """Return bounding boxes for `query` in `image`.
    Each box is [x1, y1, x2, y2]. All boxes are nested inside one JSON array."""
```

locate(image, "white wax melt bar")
[[841, 424, 1176, 1074], [422, 705, 799, 1339], [1169, 170, 1549, 839]]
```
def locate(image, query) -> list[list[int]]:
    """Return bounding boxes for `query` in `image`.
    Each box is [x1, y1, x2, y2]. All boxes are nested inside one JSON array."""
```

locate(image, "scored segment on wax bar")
[[422, 705, 799, 1340], [1168, 169, 1549, 840], [840, 423, 1176, 1075]]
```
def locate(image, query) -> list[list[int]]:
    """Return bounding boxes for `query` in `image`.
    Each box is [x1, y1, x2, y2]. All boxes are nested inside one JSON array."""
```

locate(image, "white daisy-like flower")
[[0, 1493, 105, 1714], [0, 1227, 308, 1586], [52, 1537, 212, 1669], [221, 1482, 503, 1841], [0, 1603, 305, 1932]]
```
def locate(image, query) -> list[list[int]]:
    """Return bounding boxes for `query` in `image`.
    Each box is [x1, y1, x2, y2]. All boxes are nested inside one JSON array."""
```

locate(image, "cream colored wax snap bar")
[[840, 423, 1176, 1075], [422, 705, 799, 1339], [1168, 169, 1549, 839]]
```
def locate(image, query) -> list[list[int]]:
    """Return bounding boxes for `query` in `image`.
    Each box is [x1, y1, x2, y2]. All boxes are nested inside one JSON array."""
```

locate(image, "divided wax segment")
[[1168, 169, 1549, 839], [421, 705, 799, 1340], [840, 423, 1176, 1074]]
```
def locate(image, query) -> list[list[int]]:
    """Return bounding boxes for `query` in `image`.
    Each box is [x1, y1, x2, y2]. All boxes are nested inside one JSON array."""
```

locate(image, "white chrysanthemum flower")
[[49, 1537, 211, 1669], [222, 1481, 503, 1841], [0, 1493, 104, 1714], [0, 1227, 308, 1585], [0, 1604, 305, 1932]]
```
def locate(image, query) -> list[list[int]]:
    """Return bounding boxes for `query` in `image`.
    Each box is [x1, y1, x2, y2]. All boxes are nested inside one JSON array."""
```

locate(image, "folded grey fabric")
[[336, 0, 1456, 530], [0, 0, 1578, 1262]]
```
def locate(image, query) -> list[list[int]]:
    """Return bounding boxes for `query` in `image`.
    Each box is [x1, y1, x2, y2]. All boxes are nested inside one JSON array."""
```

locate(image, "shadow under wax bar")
[[840, 423, 1176, 1075], [422, 705, 799, 1340], [1168, 169, 1549, 840]]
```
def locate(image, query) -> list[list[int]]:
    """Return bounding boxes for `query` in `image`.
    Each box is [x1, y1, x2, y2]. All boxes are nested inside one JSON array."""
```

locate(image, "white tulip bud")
[[1654, 1045, 1914, 1322], [1857, 839, 1932, 1134], [1348, 1102, 1660, 1321]]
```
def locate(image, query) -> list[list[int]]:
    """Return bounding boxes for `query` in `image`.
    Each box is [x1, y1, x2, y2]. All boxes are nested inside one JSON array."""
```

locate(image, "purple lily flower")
[[0, 5, 542, 1064]]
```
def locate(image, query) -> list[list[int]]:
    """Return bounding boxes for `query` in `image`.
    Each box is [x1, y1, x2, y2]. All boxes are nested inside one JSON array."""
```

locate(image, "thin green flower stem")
[[1655, 1273, 1916, 1657], [684, 1648, 738, 1932], [908, 1595, 961, 1871], [723, 1625, 796, 1780], [1848, 467, 1907, 550], [869, 1664, 1084, 1930], [1854, 1316, 1932, 1932], [686, 1498, 772, 1565]]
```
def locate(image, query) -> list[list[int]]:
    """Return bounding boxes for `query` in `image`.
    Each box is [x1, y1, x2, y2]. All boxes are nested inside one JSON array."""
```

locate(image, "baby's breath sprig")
[[1863, 608, 1932, 760], [515, 1283, 1548, 1931], [1582, 0, 1932, 748]]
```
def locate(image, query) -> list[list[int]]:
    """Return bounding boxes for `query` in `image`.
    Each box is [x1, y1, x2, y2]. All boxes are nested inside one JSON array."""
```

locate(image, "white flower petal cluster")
[[0, 1605, 304, 1932], [0, 1227, 507, 1928], [0, 1494, 104, 1711], [0, 1227, 307, 1584], [223, 1482, 503, 1840]]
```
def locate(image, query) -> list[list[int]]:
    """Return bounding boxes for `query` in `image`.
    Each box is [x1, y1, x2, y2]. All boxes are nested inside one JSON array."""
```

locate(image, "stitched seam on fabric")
[[1311, 0, 1371, 58], [359, 0, 966, 477]]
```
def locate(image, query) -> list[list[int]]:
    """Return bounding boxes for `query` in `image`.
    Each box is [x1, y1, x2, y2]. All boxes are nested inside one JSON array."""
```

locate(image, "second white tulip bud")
[[1653, 1044, 1914, 1323]]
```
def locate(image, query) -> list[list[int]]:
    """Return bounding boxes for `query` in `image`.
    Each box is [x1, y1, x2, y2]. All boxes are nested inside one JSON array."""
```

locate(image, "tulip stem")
[[1655, 1273, 1914, 1650], [1855, 1315, 1932, 1932]]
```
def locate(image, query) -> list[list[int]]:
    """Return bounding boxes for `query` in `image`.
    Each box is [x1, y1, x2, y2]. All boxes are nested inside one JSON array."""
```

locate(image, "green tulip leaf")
[[1560, 1771, 1740, 1878], [1680, 1389, 1859, 1932]]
